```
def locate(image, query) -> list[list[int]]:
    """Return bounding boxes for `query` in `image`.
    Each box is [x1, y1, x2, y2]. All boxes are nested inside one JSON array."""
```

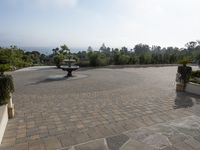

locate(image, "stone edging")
[[185, 82, 200, 95]]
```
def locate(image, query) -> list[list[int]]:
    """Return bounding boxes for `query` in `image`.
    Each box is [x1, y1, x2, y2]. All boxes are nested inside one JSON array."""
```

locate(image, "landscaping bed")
[[189, 70, 200, 84], [185, 70, 200, 95]]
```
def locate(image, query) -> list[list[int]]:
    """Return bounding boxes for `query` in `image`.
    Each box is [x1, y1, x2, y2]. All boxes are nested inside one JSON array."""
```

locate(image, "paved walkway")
[[1, 66, 200, 150]]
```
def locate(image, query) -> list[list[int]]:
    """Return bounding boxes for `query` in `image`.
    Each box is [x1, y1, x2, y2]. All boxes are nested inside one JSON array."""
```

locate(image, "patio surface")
[[1, 66, 200, 150]]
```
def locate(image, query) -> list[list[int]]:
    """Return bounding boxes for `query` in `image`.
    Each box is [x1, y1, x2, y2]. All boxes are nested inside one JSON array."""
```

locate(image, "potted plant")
[[0, 60, 15, 118], [176, 59, 192, 91]]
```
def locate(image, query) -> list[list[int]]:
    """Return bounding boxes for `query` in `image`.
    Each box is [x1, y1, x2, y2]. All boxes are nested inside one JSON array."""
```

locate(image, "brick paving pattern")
[[0, 66, 200, 149]]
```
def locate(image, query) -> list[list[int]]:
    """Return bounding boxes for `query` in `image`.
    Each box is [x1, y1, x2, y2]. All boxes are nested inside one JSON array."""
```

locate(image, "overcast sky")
[[0, 0, 200, 49]]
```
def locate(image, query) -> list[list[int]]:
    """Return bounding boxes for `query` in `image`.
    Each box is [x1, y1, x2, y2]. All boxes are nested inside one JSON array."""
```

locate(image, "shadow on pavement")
[[174, 92, 200, 109], [27, 75, 68, 85]]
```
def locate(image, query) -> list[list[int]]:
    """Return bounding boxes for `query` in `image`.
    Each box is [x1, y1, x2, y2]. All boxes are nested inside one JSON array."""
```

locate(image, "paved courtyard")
[[1, 66, 200, 150]]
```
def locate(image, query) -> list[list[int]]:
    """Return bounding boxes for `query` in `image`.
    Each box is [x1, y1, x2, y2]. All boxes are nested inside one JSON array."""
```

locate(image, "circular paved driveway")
[[2, 66, 200, 149], [12, 67, 177, 119]]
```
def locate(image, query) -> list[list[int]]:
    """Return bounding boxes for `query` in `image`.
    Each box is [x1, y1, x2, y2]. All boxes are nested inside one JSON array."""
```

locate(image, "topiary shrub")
[[0, 75, 14, 105]]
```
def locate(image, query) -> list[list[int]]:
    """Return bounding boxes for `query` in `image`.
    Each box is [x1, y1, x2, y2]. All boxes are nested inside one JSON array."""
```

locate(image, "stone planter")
[[185, 82, 200, 95], [0, 105, 8, 144], [176, 83, 185, 92]]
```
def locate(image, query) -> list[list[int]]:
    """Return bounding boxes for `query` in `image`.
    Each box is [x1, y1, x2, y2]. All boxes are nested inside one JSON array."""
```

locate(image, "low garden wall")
[[0, 105, 8, 144], [185, 82, 200, 95]]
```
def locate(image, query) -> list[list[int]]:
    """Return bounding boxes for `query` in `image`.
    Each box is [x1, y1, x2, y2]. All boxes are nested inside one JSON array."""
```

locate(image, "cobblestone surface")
[[1, 66, 200, 150]]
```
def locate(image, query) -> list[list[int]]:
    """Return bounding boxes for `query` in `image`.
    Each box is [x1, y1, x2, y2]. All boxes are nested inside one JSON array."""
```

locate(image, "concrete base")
[[0, 105, 8, 144], [185, 82, 200, 95], [176, 83, 185, 92], [8, 104, 14, 119]]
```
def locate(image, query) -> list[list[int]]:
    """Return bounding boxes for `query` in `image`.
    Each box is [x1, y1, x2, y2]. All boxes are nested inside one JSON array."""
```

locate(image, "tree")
[[151, 45, 161, 53], [113, 51, 130, 65], [87, 46, 93, 52], [53, 54, 64, 68], [52, 44, 71, 68], [185, 41, 197, 51], [100, 43, 107, 52], [129, 53, 138, 64], [134, 44, 150, 55], [88, 51, 108, 66], [52, 47, 59, 55], [30, 51, 41, 64], [58, 44, 69, 57], [120, 47, 128, 54], [138, 53, 151, 64]]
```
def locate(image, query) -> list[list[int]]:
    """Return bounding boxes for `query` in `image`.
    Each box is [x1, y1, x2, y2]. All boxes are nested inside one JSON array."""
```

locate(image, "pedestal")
[[67, 70, 72, 77]]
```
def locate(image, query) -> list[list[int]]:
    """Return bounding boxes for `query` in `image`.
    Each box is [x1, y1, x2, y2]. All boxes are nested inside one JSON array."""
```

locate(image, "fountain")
[[60, 50, 79, 77]]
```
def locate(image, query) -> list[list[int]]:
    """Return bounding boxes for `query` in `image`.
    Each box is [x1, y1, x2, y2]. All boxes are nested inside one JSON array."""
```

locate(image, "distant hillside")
[[20, 47, 86, 54]]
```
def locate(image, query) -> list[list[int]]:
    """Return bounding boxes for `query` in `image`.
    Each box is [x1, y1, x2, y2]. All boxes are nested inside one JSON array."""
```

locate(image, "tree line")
[[76, 41, 200, 67], [0, 41, 200, 69]]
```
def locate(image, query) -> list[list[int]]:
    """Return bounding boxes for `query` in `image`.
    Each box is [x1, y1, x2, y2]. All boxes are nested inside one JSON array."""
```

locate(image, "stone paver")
[[106, 134, 129, 150], [63, 115, 200, 150], [121, 140, 157, 150], [44, 137, 62, 150], [28, 139, 46, 150], [74, 139, 108, 150], [1, 66, 200, 149], [13, 143, 28, 150]]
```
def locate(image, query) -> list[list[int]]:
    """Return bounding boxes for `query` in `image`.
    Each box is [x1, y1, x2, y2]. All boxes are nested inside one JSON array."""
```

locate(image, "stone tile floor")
[[1, 66, 200, 150], [66, 115, 200, 150]]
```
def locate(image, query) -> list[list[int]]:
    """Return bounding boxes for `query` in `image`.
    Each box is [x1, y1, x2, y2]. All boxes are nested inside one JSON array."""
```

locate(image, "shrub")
[[113, 52, 130, 65], [77, 60, 90, 67], [88, 52, 108, 66], [0, 64, 11, 75], [0, 75, 14, 105], [53, 54, 64, 68]]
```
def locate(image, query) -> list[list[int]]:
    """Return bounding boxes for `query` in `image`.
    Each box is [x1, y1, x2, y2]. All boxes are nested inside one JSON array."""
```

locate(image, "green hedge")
[[0, 64, 10, 75], [77, 60, 90, 67], [0, 75, 14, 105]]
